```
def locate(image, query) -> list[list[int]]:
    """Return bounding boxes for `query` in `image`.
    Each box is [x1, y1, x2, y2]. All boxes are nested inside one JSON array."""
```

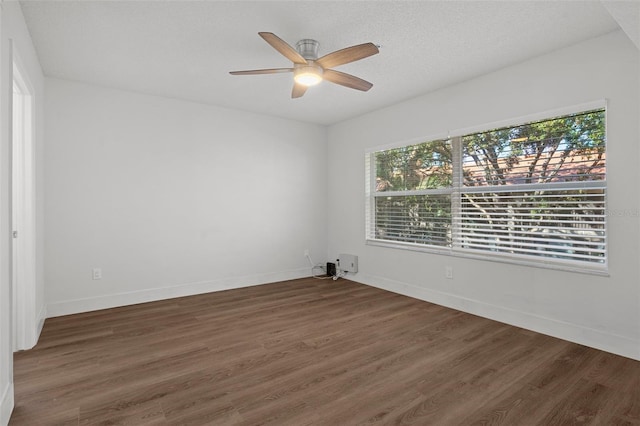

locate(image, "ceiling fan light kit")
[[293, 62, 323, 86], [230, 32, 379, 98]]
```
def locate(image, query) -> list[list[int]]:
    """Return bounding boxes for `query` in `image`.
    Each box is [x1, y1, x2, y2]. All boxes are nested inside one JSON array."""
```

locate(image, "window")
[[366, 107, 607, 273]]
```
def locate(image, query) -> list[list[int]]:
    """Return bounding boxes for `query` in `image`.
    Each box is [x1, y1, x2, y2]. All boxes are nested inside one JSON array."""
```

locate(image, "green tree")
[[375, 140, 452, 192]]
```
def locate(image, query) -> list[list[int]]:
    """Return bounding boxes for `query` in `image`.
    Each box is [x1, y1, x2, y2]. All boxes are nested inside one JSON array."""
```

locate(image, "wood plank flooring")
[[10, 278, 640, 425]]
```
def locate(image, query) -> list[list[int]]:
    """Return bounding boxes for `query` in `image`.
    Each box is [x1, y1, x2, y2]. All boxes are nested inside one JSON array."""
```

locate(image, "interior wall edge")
[[46, 268, 311, 318], [0, 382, 14, 426], [349, 274, 640, 362]]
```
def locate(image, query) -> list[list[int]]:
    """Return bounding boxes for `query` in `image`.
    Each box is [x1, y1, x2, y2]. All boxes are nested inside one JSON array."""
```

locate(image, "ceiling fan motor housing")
[[296, 39, 320, 60]]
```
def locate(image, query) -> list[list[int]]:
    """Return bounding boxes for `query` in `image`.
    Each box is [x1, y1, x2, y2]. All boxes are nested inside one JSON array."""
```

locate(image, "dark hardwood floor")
[[10, 278, 640, 425]]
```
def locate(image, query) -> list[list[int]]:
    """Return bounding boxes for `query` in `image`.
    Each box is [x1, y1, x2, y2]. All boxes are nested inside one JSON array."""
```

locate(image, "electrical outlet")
[[445, 266, 453, 279], [304, 249, 310, 257], [92, 268, 102, 280]]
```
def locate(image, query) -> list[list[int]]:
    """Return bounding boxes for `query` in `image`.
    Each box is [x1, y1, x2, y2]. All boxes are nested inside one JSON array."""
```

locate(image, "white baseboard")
[[350, 273, 640, 361], [0, 382, 14, 426], [13, 304, 46, 351], [35, 304, 46, 342], [47, 268, 311, 318]]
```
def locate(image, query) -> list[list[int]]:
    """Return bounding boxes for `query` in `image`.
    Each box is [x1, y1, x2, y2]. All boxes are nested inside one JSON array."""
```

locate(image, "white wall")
[[44, 78, 327, 316], [0, 5, 10, 422], [327, 30, 640, 360], [1, 2, 45, 423]]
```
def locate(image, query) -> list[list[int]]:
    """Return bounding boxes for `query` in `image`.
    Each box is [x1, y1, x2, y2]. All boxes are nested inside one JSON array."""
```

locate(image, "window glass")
[[366, 108, 607, 272]]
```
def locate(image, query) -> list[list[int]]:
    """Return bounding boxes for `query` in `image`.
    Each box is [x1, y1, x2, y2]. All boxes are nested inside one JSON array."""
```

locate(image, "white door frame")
[[11, 43, 37, 351]]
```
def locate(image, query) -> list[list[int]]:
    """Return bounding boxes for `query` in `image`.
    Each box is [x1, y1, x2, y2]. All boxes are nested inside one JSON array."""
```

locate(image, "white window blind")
[[456, 185, 606, 263], [367, 138, 454, 248], [366, 108, 607, 272]]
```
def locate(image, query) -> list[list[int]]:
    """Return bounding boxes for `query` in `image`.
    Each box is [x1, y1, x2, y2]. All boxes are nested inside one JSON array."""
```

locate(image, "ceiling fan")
[[230, 32, 379, 99]]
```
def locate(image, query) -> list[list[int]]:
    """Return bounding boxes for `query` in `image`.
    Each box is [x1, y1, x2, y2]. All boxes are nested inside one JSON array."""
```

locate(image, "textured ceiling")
[[20, 1, 623, 125]]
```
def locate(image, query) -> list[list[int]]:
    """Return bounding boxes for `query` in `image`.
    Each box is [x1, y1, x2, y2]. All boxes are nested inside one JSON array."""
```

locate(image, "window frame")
[[365, 101, 608, 275]]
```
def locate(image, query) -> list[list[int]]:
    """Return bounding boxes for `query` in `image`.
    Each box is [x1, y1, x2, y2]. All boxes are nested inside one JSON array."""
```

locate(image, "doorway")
[[12, 48, 37, 351]]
